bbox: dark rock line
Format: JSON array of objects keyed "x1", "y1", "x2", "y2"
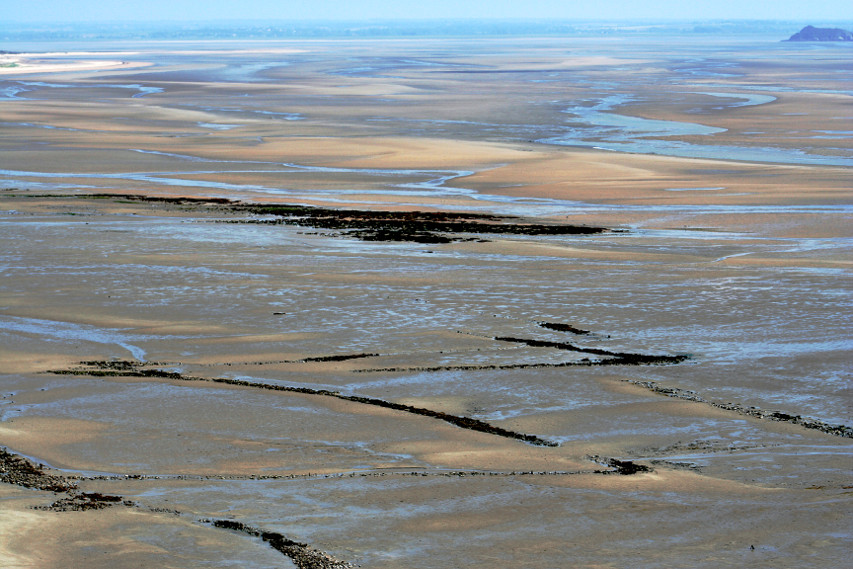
[
  {"x1": 627, "y1": 379, "x2": 852, "y2": 439},
  {"x1": 493, "y1": 336, "x2": 691, "y2": 365},
  {"x1": 588, "y1": 456, "x2": 654, "y2": 476},
  {"x1": 302, "y1": 353, "x2": 381, "y2": 363},
  {"x1": 50, "y1": 362, "x2": 559, "y2": 447},
  {"x1": 207, "y1": 352, "x2": 381, "y2": 367},
  {"x1": 355, "y1": 334, "x2": 690, "y2": 372},
  {"x1": 209, "y1": 520, "x2": 353, "y2": 569},
  {"x1": 68, "y1": 359, "x2": 849, "y2": 441},
  {"x1": 354, "y1": 359, "x2": 679, "y2": 373},
  {"x1": 84, "y1": 353, "x2": 381, "y2": 370},
  {"x1": 79, "y1": 468, "x2": 606, "y2": 482},
  {"x1": 52, "y1": 329, "x2": 691, "y2": 447},
  {"x1": 536, "y1": 321, "x2": 591, "y2": 335},
  {"x1": 86, "y1": 339, "x2": 846, "y2": 439},
  {"x1": 145, "y1": 327, "x2": 686, "y2": 371},
  {"x1": 2, "y1": 443, "x2": 649, "y2": 490}
]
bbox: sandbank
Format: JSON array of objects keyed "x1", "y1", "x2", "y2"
[{"x1": 0, "y1": 52, "x2": 152, "y2": 75}]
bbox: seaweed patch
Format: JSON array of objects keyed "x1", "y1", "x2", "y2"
[{"x1": 37, "y1": 192, "x2": 611, "y2": 243}]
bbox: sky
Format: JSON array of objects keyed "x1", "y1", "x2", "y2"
[{"x1": 10, "y1": 1, "x2": 853, "y2": 23}]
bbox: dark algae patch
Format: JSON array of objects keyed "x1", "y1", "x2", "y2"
[
  {"x1": 235, "y1": 203, "x2": 608, "y2": 243},
  {"x1": 3, "y1": 191, "x2": 610, "y2": 243}
]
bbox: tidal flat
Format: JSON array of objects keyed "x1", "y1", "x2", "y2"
[{"x1": 0, "y1": 34, "x2": 851, "y2": 568}]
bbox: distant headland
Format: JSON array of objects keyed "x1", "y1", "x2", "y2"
[{"x1": 785, "y1": 25, "x2": 853, "y2": 41}]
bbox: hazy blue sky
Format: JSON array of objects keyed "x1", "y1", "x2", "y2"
[{"x1": 11, "y1": 1, "x2": 853, "y2": 23}]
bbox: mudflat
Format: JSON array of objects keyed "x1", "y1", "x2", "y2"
[{"x1": 0, "y1": 35, "x2": 851, "y2": 568}]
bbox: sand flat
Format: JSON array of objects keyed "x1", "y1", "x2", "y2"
[{"x1": 1, "y1": 34, "x2": 851, "y2": 568}]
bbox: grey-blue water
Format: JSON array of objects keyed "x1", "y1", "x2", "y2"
[{"x1": 540, "y1": 93, "x2": 853, "y2": 167}]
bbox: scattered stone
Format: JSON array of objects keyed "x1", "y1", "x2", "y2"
[
  {"x1": 0, "y1": 447, "x2": 74, "y2": 492},
  {"x1": 38, "y1": 492, "x2": 133, "y2": 512}
]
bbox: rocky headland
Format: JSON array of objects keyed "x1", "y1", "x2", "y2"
[{"x1": 785, "y1": 25, "x2": 853, "y2": 41}]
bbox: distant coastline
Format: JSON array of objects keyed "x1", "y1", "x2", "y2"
[{"x1": 3, "y1": 19, "x2": 853, "y2": 41}]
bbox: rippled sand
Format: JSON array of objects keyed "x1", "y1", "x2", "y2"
[{"x1": 0, "y1": 35, "x2": 851, "y2": 568}]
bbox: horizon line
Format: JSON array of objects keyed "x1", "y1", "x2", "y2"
[{"x1": 4, "y1": 17, "x2": 853, "y2": 25}]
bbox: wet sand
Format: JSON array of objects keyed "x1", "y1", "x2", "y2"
[{"x1": 1, "y1": 36, "x2": 851, "y2": 567}]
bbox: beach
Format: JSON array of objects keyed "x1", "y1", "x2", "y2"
[{"x1": 0, "y1": 35, "x2": 851, "y2": 568}]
